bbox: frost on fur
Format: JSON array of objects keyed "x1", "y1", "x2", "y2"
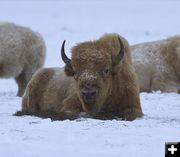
[
  {"x1": 0, "y1": 22, "x2": 46, "y2": 96},
  {"x1": 131, "y1": 36, "x2": 180, "y2": 93}
]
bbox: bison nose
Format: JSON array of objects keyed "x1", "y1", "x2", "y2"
[{"x1": 81, "y1": 88, "x2": 97, "y2": 103}]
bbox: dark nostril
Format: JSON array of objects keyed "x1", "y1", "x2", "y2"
[
  {"x1": 91, "y1": 91, "x2": 97, "y2": 96},
  {"x1": 81, "y1": 89, "x2": 97, "y2": 100}
]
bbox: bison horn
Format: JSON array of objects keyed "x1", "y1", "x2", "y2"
[
  {"x1": 112, "y1": 37, "x2": 125, "y2": 67},
  {"x1": 61, "y1": 40, "x2": 72, "y2": 67}
]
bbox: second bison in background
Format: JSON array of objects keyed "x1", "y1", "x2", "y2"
[
  {"x1": 0, "y1": 22, "x2": 46, "y2": 96},
  {"x1": 131, "y1": 36, "x2": 180, "y2": 93},
  {"x1": 19, "y1": 34, "x2": 143, "y2": 121}
]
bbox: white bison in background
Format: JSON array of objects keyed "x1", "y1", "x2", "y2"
[
  {"x1": 131, "y1": 36, "x2": 180, "y2": 93},
  {"x1": 0, "y1": 22, "x2": 46, "y2": 96}
]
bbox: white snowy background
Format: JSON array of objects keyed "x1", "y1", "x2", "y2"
[{"x1": 0, "y1": 0, "x2": 180, "y2": 157}]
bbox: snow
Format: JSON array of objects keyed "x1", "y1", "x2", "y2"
[
  {"x1": 80, "y1": 70, "x2": 98, "y2": 81},
  {"x1": 0, "y1": 0, "x2": 180, "y2": 157}
]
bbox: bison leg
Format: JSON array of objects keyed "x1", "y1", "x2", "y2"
[
  {"x1": 122, "y1": 108, "x2": 143, "y2": 121},
  {"x1": 159, "y1": 85, "x2": 180, "y2": 93},
  {"x1": 0, "y1": 63, "x2": 4, "y2": 77},
  {"x1": 120, "y1": 85, "x2": 143, "y2": 121},
  {"x1": 151, "y1": 76, "x2": 180, "y2": 93},
  {"x1": 61, "y1": 94, "x2": 83, "y2": 115},
  {"x1": 15, "y1": 71, "x2": 27, "y2": 97}
]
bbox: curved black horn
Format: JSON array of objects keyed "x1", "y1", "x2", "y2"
[
  {"x1": 112, "y1": 37, "x2": 125, "y2": 67},
  {"x1": 61, "y1": 40, "x2": 71, "y2": 67}
]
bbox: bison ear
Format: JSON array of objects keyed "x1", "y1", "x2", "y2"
[{"x1": 64, "y1": 65, "x2": 75, "y2": 76}]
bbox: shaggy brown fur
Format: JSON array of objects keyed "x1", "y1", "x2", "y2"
[
  {"x1": 18, "y1": 34, "x2": 143, "y2": 121},
  {"x1": 131, "y1": 36, "x2": 180, "y2": 93},
  {"x1": 0, "y1": 22, "x2": 46, "y2": 96}
]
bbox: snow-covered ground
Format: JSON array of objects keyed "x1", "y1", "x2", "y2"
[{"x1": 0, "y1": 0, "x2": 180, "y2": 157}]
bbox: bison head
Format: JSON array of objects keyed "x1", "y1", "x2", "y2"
[{"x1": 61, "y1": 36, "x2": 124, "y2": 116}]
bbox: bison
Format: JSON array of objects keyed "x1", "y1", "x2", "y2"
[
  {"x1": 16, "y1": 34, "x2": 143, "y2": 121},
  {"x1": 0, "y1": 22, "x2": 46, "y2": 96},
  {"x1": 131, "y1": 36, "x2": 180, "y2": 93}
]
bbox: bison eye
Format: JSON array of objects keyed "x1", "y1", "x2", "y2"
[
  {"x1": 102, "y1": 68, "x2": 110, "y2": 77},
  {"x1": 74, "y1": 71, "x2": 79, "y2": 80},
  {"x1": 74, "y1": 73, "x2": 78, "y2": 80}
]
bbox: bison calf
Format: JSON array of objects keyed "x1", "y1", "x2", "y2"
[
  {"x1": 18, "y1": 34, "x2": 143, "y2": 121},
  {"x1": 0, "y1": 22, "x2": 46, "y2": 96},
  {"x1": 131, "y1": 36, "x2": 180, "y2": 93}
]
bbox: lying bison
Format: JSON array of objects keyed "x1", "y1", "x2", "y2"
[
  {"x1": 0, "y1": 22, "x2": 46, "y2": 96},
  {"x1": 16, "y1": 34, "x2": 143, "y2": 121},
  {"x1": 131, "y1": 36, "x2": 180, "y2": 93}
]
